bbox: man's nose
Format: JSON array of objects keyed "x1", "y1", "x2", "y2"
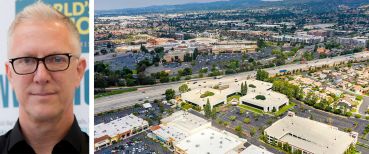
[{"x1": 33, "y1": 62, "x2": 51, "y2": 84}]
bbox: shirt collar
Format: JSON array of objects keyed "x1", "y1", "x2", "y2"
[
  {"x1": 61, "y1": 116, "x2": 83, "y2": 152},
  {"x1": 7, "y1": 116, "x2": 83, "y2": 152},
  {"x1": 8, "y1": 119, "x2": 26, "y2": 152}
]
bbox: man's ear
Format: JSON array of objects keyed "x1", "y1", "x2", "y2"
[
  {"x1": 75, "y1": 57, "x2": 87, "y2": 88},
  {"x1": 5, "y1": 62, "x2": 14, "y2": 85}
]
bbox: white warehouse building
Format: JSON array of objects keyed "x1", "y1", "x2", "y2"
[
  {"x1": 181, "y1": 79, "x2": 289, "y2": 112},
  {"x1": 264, "y1": 112, "x2": 358, "y2": 154}
]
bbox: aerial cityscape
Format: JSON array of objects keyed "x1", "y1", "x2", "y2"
[{"x1": 94, "y1": 0, "x2": 369, "y2": 153}]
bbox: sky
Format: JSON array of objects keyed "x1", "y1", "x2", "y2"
[{"x1": 95, "y1": 0, "x2": 229, "y2": 10}]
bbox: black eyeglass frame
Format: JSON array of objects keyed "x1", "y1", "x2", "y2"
[{"x1": 8, "y1": 53, "x2": 76, "y2": 75}]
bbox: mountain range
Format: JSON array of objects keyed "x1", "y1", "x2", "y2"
[{"x1": 95, "y1": 0, "x2": 369, "y2": 16}]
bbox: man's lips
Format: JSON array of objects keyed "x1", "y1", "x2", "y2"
[{"x1": 30, "y1": 92, "x2": 57, "y2": 96}]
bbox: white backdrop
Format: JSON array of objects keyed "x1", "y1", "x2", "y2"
[{"x1": 0, "y1": 0, "x2": 90, "y2": 134}]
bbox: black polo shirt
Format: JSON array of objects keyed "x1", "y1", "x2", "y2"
[{"x1": 0, "y1": 117, "x2": 89, "y2": 154}]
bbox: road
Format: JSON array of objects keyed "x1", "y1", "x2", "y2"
[
  {"x1": 360, "y1": 96, "x2": 369, "y2": 115},
  {"x1": 95, "y1": 51, "x2": 369, "y2": 114}
]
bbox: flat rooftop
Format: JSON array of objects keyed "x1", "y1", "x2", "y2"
[
  {"x1": 240, "y1": 90, "x2": 288, "y2": 109},
  {"x1": 265, "y1": 113, "x2": 357, "y2": 154},
  {"x1": 181, "y1": 79, "x2": 273, "y2": 107},
  {"x1": 181, "y1": 88, "x2": 228, "y2": 107},
  {"x1": 160, "y1": 110, "x2": 211, "y2": 134},
  {"x1": 240, "y1": 144, "x2": 273, "y2": 154},
  {"x1": 152, "y1": 125, "x2": 188, "y2": 143},
  {"x1": 175, "y1": 127, "x2": 245, "y2": 154},
  {"x1": 94, "y1": 114, "x2": 148, "y2": 139}
]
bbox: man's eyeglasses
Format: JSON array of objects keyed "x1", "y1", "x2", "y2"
[{"x1": 9, "y1": 53, "x2": 78, "y2": 75}]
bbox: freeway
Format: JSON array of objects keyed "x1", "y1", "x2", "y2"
[{"x1": 95, "y1": 51, "x2": 369, "y2": 114}]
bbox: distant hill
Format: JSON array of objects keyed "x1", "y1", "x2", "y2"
[{"x1": 95, "y1": 0, "x2": 369, "y2": 16}]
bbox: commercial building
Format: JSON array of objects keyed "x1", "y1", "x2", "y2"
[
  {"x1": 239, "y1": 80, "x2": 288, "y2": 112},
  {"x1": 240, "y1": 91, "x2": 288, "y2": 112},
  {"x1": 181, "y1": 79, "x2": 289, "y2": 112},
  {"x1": 181, "y1": 82, "x2": 241, "y2": 109},
  {"x1": 264, "y1": 112, "x2": 358, "y2": 154},
  {"x1": 240, "y1": 144, "x2": 274, "y2": 154},
  {"x1": 94, "y1": 114, "x2": 149, "y2": 151},
  {"x1": 174, "y1": 127, "x2": 246, "y2": 154},
  {"x1": 152, "y1": 111, "x2": 211, "y2": 147},
  {"x1": 151, "y1": 111, "x2": 249, "y2": 154},
  {"x1": 336, "y1": 37, "x2": 368, "y2": 48},
  {"x1": 271, "y1": 35, "x2": 324, "y2": 44}
]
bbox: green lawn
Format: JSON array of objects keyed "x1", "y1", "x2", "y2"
[
  {"x1": 200, "y1": 91, "x2": 215, "y2": 98},
  {"x1": 227, "y1": 95, "x2": 241, "y2": 102},
  {"x1": 238, "y1": 104, "x2": 264, "y2": 114},
  {"x1": 274, "y1": 103, "x2": 296, "y2": 116},
  {"x1": 181, "y1": 102, "x2": 193, "y2": 110},
  {"x1": 95, "y1": 88, "x2": 137, "y2": 98}
]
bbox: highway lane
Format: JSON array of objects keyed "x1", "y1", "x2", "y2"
[{"x1": 95, "y1": 51, "x2": 369, "y2": 114}]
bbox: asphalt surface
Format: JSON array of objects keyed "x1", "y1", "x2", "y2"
[
  {"x1": 359, "y1": 96, "x2": 369, "y2": 115},
  {"x1": 95, "y1": 132, "x2": 172, "y2": 154}
]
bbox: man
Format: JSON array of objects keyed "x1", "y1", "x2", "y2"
[{"x1": 0, "y1": 2, "x2": 88, "y2": 154}]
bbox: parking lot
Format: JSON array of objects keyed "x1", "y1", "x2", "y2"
[
  {"x1": 95, "y1": 100, "x2": 173, "y2": 126},
  {"x1": 292, "y1": 100, "x2": 369, "y2": 153},
  {"x1": 215, "y1": 105, "x2": 277, "y2": 138},
  {"x1": 145, "y1": 50, "x2": 274, "y2": 76},
  {"x1": 97, "y1": 52, "x2": 154, "y2": 71},
  {"x1": 95, "y1": 132, "x2": 172, "y2": 154}
]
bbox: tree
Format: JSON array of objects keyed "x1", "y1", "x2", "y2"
[
  {"x1": 165, "y1": 89, "x2": 176, "y2": 100},
  {"x1": 154, "y1": 47, "x2": 164, "y2": 54},
  {"x1": 257, "y1": 39, "x2": 266, "y2": 49},
  {"x1": 229, "y1": 116, "x2": 236, "y2": 121},
  {"x1": 239, "y1": 109, "x2": 245, "y2": 115},
  {"x1": 303, "y1": 52, "x2": 314, "y2": 61},
  {"x1": 179, "y1": 84, "x2": 189, "y2": 93},
  {"x1": 255, "y1": 95, "x2": 266, "y2": 100},
  {"x1": 240, "y1": 81, "x2": 248, "y2": 96},
  {"x1": 140, "y1": 44, "x2": 148, "y2": 53},
  {"x1": 345, "y1": 144, "x2": 358, "y2": 154},
  {"x1": 193, "y1": 48, "x2": 199, "y2": 61},
  {"x1": 250, "y1": 127, "x2": 257, "y2": 136},
  {"x1": 204, "y1": 99, "x2": 212, "y2": 118},
  {"x1": 95, "y1": 73, "x2": 108, "y2": 88},
  {"x1": 272, "y1": 107, "x2": 277, "y2": 112},
  {"x1": 272, "y1": 79, "x2": 303, "y2": 99},
  {"x1": 283, "y1": 143, "x2": 292, "y2": 152},
  {"x1": 256, "y1": 69, "x2": 269, "y2": 81},
  {"x1": 235, "y1": 125, "x2": 242, "y2": 136},
  {"x1": 184, "y1": 53, "x2": 192, "y2": 62},
  {"x1": 138, "y1": 73, "x2": 155, "y2": 85},
  {"x1": 211, "y1": 107, "x2": 217, "y2": 119},
  {"x1": 183, "y1": 68, "x2": 192, "y2": 76},
  {"x1": 243, "y1": 118, "x2": 251, "y2": 124},
  {"x1": 244, "y1": 81, "x2": 248, "y2": 95},
  {"x1": 95, "y1": 62, "x2": 110, "y2": 74},
  {"x1": 241, "y1": 83, "x2": 244, "y2": 95}
]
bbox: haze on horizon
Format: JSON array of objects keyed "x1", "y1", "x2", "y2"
[{"x1": 95, "y1": 0, "x2": 230, "y2": 10}]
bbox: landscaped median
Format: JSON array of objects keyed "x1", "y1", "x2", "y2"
[
  {"x1": 95, "y1": 87, "x2": 138, "y2": 98},
  {"x1": 274, "y1": 103, "x2": 296, "y2": 116},
  {"x1": 238, "y1": 104, "x2": 264, "y2": 114},
  {"x1": 238, "y1": 102, "x2": 296, "y2": 116}
]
